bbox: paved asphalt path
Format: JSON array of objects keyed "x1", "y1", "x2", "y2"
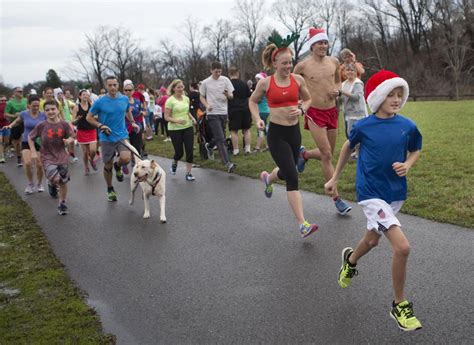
[{"x1": 2, "y1": 155, "x2": 473, "y2": 344}]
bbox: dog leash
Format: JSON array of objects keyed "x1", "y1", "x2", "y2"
[
  {"x1": 100, "y1": 127, "x2": 144, "y2": 160},
  {"x1": 118, "y1": 139, "x2": 143, "y2": 160}
]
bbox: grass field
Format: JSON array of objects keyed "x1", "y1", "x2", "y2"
[
  {"x1": 146, "y1": 100, "x2": 474, "y2": 229},
  {"x1": 0, "y1": 173, "x2": 114, "y2": 343}
]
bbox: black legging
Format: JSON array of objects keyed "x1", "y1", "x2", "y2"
[
  {"x1": 267, "y1": 122, "x2": 301, "y2": 191},
  {"x1": 129, "y1": 126, "x2": 143, "y2": 156},
  {"x1": 169, "y1": 126, "x2": 194, "y2": 163},
  {"x1": 155, "y1": 117, "x2": 169, "y2": 137}
]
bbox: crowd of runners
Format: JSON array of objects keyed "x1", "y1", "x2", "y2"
[{"x1": 0, "y1": 27, "x2": 424, "y2": 332}]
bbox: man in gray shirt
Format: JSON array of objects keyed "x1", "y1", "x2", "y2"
[{"x1": 200, "y1": 61, "x2": 236, "y2": 173}]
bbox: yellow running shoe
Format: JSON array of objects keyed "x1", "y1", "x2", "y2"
[
  {"x1": 390, "y1": 300, "x2": 423, "y2": 331},
  {"x1": 338, "y1": 247, "x2": 358, "y2": 288}
]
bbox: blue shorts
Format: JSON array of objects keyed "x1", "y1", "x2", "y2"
[{"x1": 0, "y1": 127, "x2": 11, "y2": 137}]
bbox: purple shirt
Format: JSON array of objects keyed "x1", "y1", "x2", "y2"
[{"x1": 20, "y1": 111, "x2": 46, "y2": 142}]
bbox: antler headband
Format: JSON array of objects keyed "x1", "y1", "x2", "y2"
[{"x1": 268, "y1": 32, "x2": 300, "y2": 61}]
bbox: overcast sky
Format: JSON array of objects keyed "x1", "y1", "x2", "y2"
[{"x1": 1, "y1": 0, "x2": 280, "y2": 86}]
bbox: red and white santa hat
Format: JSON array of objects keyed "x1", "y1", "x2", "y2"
[
  {"x1": 365, "y1": 70, "x2": 409, "y2": 112},
  {"x1": 308, "y1": 27, "x2": 329, "y2": 48}
]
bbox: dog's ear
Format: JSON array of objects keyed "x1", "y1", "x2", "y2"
[{"x1": 150, "y1": 160, "x2": 157, "y2": 169}]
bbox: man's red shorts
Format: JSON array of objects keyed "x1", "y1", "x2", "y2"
[{"x1": 304, "y1": 106, "x2": 338, "y2": 130}]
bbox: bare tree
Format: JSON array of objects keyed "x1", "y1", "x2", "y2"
[
  {"x1": 444, "y1": 38, "x2": 473, "y2": 99},
  {"x1": 156, "y1": 41, "x2": 186, "y2": 82},
  {"x1": 181, "y1": 17, "x2": 208, "y2": 83},
  {"x1": 72, "y1": 26, "x2": 111, "y2": 88},
  {"x1": 364, "y1": 0, "x2": 394, "y2": 63},
  {"x1": 385, "y1": 0, "x2": 431, "y2": 55},
  {"x1": 273, "y1": 0, "x2": 319, "y2": 61},
  {"x1": 105, "y1": 26, "x2": 139, "y2": 84},
  {"x1": 127, "y1": 49, "x2": 147, "y2": 83},
  {"x1": 316, "y1": 0, "x2": 339, "y2": 55},
  {"x1": 429, "y1": 0, "x2": 474, "y2": 99},
  {"x1": 335, "y1": 0, "x2": 353, "y2": 49},
  {"x1": 234, "y1": 0, "x2": 266, "y2": 66},
  {"x1": 203, "y1": 19, "x2": 233, "y2": 63}
]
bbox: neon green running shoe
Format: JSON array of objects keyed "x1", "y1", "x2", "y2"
[
  {"x1": 338, "y1": 247, "x2": 358, "y2": 288},
  {"x1": 390, "y1": 300, "x2": 423, "y2": 331},
  {"x1": 107, "y1": 190, "x2": 118, "y2": 202},
  {"x1": 114, "y1": 162, "x2": 124, "y2": 182},
  {"x1": 260, "y1": 171, "x2": 273, "y2": 198}
]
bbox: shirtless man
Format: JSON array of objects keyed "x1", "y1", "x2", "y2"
[{"x1": 294, "y1": 28, "x2": 351, "y2": 215}]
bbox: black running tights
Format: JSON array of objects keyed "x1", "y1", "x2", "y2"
[{"x1": 266, "y1": 122, "x2": 301, "y2": 191}]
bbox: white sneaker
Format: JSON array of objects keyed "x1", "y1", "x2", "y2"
[
  {"x1": 37, "y1": 184, "x2": 44, "y2": 192},
  {"x1": 24, "y1": 183, "x2": 35, "y2": 195}
]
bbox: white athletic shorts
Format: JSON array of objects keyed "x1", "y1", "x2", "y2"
[{"x1": 358, "y1": 198, "x2": 404, "y2": 235}]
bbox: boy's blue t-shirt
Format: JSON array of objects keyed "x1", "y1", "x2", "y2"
[
  {"x1": 349, "y1": 114, "x2": 422, "y2": 203},
  {"x1": 89, "y1": 94, "x2": 130, "y2": 142}
]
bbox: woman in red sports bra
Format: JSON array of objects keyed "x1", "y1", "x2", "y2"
[{"x1": 249, "y1": 34, "x2": 319, "y2": 239}]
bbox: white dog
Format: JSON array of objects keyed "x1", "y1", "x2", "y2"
[{"x1": 123, "y1": 141, "x2": 167, "y2": 222}]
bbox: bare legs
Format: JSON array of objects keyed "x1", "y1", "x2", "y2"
[
  {"x1": 22, "y1": 149, "x2": 43, "y2": 185},
  {"x1": 348, "y1": 226, "x2": 410, "y2": 304},
  {"x1": 266, "y1": 167, "x2": 305, "y2": 225},
  {"x1": 306, "y1": 121, "x2": 338, "y2": 197},
  {"x1": 230, "y1": 129, "x2": 251, "y2": 154}
]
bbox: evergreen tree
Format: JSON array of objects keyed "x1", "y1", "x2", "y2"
[{"x1": 45, "y1": 69, "x2": 62, "y2": 88}]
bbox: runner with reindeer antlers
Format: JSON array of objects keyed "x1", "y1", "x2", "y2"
[{"x1": 249, "y1": 32, "x2": 318, "y2": 238}]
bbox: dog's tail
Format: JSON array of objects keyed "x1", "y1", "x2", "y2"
[{"x1": 120, "y1": 139, "x2": 142, "y2": 161}]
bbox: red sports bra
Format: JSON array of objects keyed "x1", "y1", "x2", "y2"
[{"x1": 266, "y1": 74, "x2": 299, "y2": 108}]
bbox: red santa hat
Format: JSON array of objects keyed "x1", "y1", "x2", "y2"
[
  {"x1": 365, "y1": 70, "x2": 409, "y2": 112},
  {"x1": 307, "y1": 27, "x2": 329, "y2": 48}
]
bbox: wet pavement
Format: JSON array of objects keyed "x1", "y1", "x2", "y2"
[{"x1": 2, "y1": 155, "x2": 473, "y2": 344}]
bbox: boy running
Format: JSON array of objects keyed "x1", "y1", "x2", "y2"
[
  {"x1": 325, "y1": 70, "x2": 423, "y2": 331},
  {"x1": 28, "y1": 100, "x2": 75, "y2": 215}
]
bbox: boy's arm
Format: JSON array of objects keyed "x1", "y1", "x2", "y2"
[
  {"x1": 63, "y1": 124, "x2": 76, "y2": 144},
  {"x1": 324, "y1": 140, "x2": 352, "y2": 195},
  {"x1": 393, "y1": 150, "x2": 421, "y2": 177}
]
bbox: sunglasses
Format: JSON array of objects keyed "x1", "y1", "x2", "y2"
[
  {"x1": 16, "y1": 90, "x2": 23, "y2": 93},
  {"x1": 124, "y1": 89, "x2": 134, "y2": 92},
  {"x1": 0, "y1": 99, "x2": 7, "y2": 102}
]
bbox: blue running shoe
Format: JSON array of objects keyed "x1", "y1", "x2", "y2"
[
  {"x1": 335, "y1": 198, "x2": 352, "y2": 215},
  {"x1": 296, "y1": 146, "x2": 307, "y2": 173}
]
